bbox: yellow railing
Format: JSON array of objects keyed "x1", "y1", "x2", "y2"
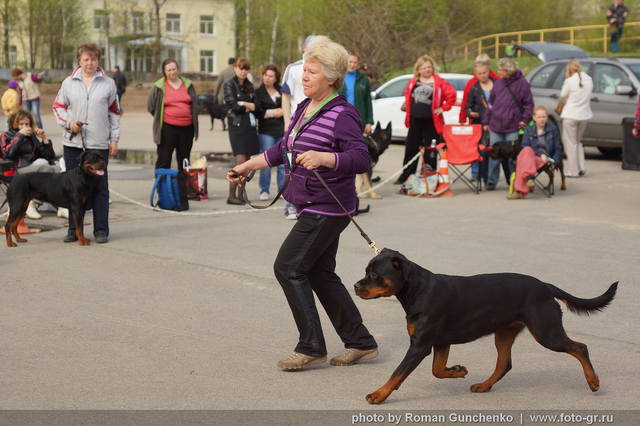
[{"x1": 454, "y1": 22, "x2": 640, "y2": 60}]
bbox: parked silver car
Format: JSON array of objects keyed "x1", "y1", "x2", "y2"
[{"x1": 524, "y1": 43, "x2": 639, "y2": 154}]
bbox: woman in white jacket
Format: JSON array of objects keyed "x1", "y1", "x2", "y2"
[{"x1": 559, "y1": 60, "x2": 593, "y2": 177}]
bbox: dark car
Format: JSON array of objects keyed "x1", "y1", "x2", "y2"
[{"x1": 524, "y1": 43, "x2": 639, "y2": 154}]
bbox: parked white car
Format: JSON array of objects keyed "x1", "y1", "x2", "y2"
[{"x1": 371, "y1": 73, "x2": 473, "y2": 140}]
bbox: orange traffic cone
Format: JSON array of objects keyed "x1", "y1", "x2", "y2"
[
  {"x1": 431, "y1": 150, "x2": 454, "y2": 197},
  {"x1": 1, "y1": 218, "x2": 37, "y2": 235}
]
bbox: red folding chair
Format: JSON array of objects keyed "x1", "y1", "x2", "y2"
[{"x1": 439, "y1": 124, "x2": 487, "y2": 194}]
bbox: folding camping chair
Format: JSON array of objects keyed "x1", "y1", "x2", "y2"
[
  {"x1": 532, "y1": 161, "x2": 557, "y2": 198},
  {"x1": 438, "y1": 124, "x2": 487, "y2": 194},
  {"x1": 0, "y1": 159, "x2": 16, "y2": 211}
]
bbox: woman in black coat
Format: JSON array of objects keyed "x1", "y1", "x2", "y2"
[{"x1": 223, "y1": 57, "x2": 260, "y2": 204}]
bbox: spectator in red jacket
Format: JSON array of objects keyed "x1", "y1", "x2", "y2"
[
  {"x1": 459, "y1": 54, "x2": 500, "y2": 124},
  {"x1": 395, "y1": 55, "x2": 456, "y2": 184}
]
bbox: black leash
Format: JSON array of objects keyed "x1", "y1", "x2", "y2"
[{"x1": 233, "y1": 168, "x2": 381, "y2": 256}]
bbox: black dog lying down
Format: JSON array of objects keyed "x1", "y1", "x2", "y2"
[
  {"x1": 488, "y1": 140, "x2": 566, "y2": 191},
  {"x1": 355, "y1": 248, "x2": 617, "y2": 404},
  {"x1": 4, "y1": 151, "x2": 105, "y2": 247}
]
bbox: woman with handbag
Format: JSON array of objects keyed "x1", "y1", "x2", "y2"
[
  {"x1": 394, "y1": 55, "x2": 456, "y2": 184},
  {"x1": 148, "y1": 58, "x2": 199, "y2": 172},
  {"x1": 558, "y1": 59, "x2": 593, "y2": 177},
  {"x1": 223, "y1": 58, "x2": 260, "y2": 205},
  {"x1": 482, "y1": 57, "x2": 534, "y2": 190}
]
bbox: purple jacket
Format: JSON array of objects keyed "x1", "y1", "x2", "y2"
[
  {"x1": 483, "y1": 70, "x2": 533, "y2": 134},
  {"x1": 264, "y1": 95, "x2": 370, "y2": 216}
]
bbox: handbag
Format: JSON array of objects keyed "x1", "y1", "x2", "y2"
[
  {"x1": 150, "y1": 168, "x2": 189, "y2": 211},
  {"x1": 554, "y1": 100, "x2": 565, "y2": 115},
  {"x1": 403, "y1": 150, "x2": 438, "y2": 196}
]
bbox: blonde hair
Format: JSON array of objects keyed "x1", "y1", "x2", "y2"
[
  {"x1": 475, "y1": 53, "x2": 491, "y2": 66},
  {"x1": 533, "y1": 105, "x2": 548, "y2": 116},
  {"x1": 567, "y1": 59, "x2": 583, "y2": 88},
  {"x1": 303, "y1": 36, "x2": 348, "y2": 90},
  {"x1": 413, "y1": 55, "x2": 437, "y2": 78},
  {"x1": 497, "y1": 57, "x2": 517, "y2": 75}
]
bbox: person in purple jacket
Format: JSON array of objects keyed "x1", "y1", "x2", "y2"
[
  {"x1": 483, "y1": 57, "x2": 534, "y2": 190},
  {"x1": 227, "y1": 36, "x2": 378, "y2": 371}
]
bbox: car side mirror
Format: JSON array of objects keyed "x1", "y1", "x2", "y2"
[
  {"x1": 371, "y1": 91, "x2": 377, "y2": 100},
  {"x1": 615, "y1": 84, "x2": 635, "y2": 96}
]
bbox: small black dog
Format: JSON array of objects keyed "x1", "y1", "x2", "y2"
[
  {"x1": 488, "y1": 140, "x2": 566, "y2": 191},
  {"x1": 4, "y1": 151, "x2": 105, "y2": 247},
  {"x1": 355, "y1": 248, "x2": 617, "y2": 404},
  {"x1": 199, "y1": 94, "x2": 228, "y2": 131},
  {"x1": 356, "y1": 122, "x2": 392, "y2": 200}
]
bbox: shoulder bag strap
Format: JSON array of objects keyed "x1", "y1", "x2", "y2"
[
  {"x1": 505, "y1": 81, "x2": 524, "y2": 113},
  {"x1": 150, "y1": 174, "x2": 162, "y2": 207}
]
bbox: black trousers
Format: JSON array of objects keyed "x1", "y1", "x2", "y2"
[
  {"x1": 156, "y1": 123, "x2": 194, "y2": 171},
  {"x1": 399, "y1": 117, "x2": 439, "y2": 182},
  {"x1": 274, "y1": 213, "x2": 378, "y2": 357}
]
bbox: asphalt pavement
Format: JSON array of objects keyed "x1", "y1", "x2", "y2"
[{"x1": 1, "y1": 113, "x2": 639, "y2": 423}]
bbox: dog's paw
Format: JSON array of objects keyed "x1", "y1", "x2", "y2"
[
  {"x1": 448, "y1": 365, "x2": 468, "y2": 377},
  {"x1": 7, "y1": 241, "x2": 17, "y2": 248},
  {"x1": 470, "y1": 382, "x2": 492, "y2": 393},
  {"x1": 365, "y1": 390, "x2": 389, "y2": 404},
  {"x1": 79, "y1": 239, "x2": 91, "y2": 246},
  {"x1": 15, "y1": 237, "x2": 27, "y2": 243},
  {"x1": 588, "y1": 375, "x2": 600, "y2": 392}
]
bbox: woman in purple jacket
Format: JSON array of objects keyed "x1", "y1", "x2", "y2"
[
  {"x1": 483, "y1": 58, "x2": 534, "y2": 190},
  {"x1": 227, "y1": 37, "x2": 378, "y2": 371}
]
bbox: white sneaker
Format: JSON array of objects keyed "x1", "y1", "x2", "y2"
[
  {"x1": 259, "y1": 192, "x2": 270, "y2": 201},
  {"x1": 57, "y1": 208, "x2": 69, "y2": 219},
  {"x1": 286, "y1": 212, "x2": 297, "y2": 220},
  {"x1": 26, "y1": 200, "x2": 42, "y2": 219}
]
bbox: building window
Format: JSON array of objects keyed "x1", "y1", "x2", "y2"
[
  {"x1": 200, "y1": 15, "x2": 214, "y2": 35},
  {"x1": 94, "y1": 9, "x2": 109, "y2": 32},
  {"x1": 166, "y1": 13, "x2": 180, "y2": 34},
  {"x1": 9, "y1": 45, "x2": 17, "y2": 67},
  {"x1": 166, "y1": 48, "x2": 178, "y2": 59},
  {"x1": 200, "y1": 50, "x2": 215, "y2": 73},
  {"x1": 132, "y1": 11, "x2": 145, "y2": 33}
]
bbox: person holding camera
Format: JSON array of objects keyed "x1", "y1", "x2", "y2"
[{"x1": 1, "y1": 110, "x2": 59, "y2": 218}]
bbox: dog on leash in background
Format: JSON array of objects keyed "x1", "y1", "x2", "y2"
[
  {"x1": 356, "y1": 122, "x2": 392, "y2": 200},
  {"x1": 199, "y1": 94, "x2": 228, "y2": 131},
  {"x1": 356, "y1": 248, "x2": 617, "y2": 404},
  {"x1": 488, "y1": 140, "x2": 566, "y2": 191}
]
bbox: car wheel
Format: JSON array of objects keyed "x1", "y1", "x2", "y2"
[{"x1": 597, "y1": 147, "x2": 622, "y2": 158}]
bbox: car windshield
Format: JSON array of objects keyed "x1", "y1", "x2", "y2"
[
  {"x1": 445, "y1": 77, "x2": 471, "y2": 91},
  {"x1": 625, "y1": 63, "x2": 640, "y2": 82}
]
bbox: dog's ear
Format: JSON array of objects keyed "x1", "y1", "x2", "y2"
[
  {"x1": 374, "y1": 122, "x2": 381, "y2": 132},
  {"x1": 78, "y1": 150, "x2": 88, "y2": 166},
  {"x1": 391, "y1": 253, "x2": 413, "y2": 283},
  {"x1": 385, "y1": 122, "x2": 392, "y2": 133}
]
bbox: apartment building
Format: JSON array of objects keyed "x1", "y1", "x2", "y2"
[{"x1": 4, "y1": 0, "x2": 235, "y2": 75}]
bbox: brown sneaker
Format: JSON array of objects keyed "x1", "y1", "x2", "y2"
[
  {"x1": 277, "y1": 352, "x2": 326, "y2": 370},
  {"x1": 330, "y1": 348, "x2": 379, "y2": 366}
]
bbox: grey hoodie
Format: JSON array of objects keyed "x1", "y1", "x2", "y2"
[{"x1": 52, "y1": 66, "x2": 121, "y2": 149}]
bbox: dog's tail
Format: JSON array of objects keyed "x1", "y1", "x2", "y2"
[{"x1": 550, "y1": 282, "x2": 618, "y2": 315}]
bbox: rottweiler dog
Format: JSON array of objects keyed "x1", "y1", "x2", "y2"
[
  {"x1": 4, "y1": 151, "x2": 105, "y2": 247},
  {"x1": 355, "y1": 248, "x2": 618, "y2": 404},
  {"x1": 488, "y1": 140, "x2": 566, "y2": 191}
]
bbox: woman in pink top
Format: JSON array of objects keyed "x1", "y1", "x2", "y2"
[{"x1": 147, "y1": 58, "x2": 199, "y2": 171}]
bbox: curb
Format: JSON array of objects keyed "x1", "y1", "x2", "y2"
[{"x1": 116, "y1": 149, "x2": 234, "y2": 165}]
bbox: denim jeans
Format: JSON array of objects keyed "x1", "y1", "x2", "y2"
[
  {"x1": 258, "y1": 133, "x2": 284, "y2": 194},
  {"x1": 487, "y1": 131, "x2": 518, "y2": 186},
  {"x1": 63, "y1": 146, "x2": 110, "y2": 236},
  {"x1": 25, "y1": 99, "x2": 43, "y2": 128}
]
